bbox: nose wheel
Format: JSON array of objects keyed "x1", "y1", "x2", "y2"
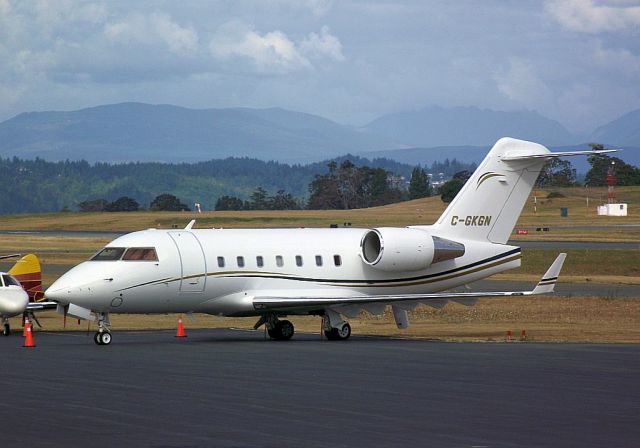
[
  {"x1": 93, "y1": 312, "x2": 112, "y2": 345},
  {"x1": 94, "y1": 331, "x2": 112, "y2": 345},
  {"x1": 2, "y1": 320, "x2": 10, "y2": 336}
]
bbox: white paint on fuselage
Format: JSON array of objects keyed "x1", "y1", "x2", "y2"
[
  {"x1": 46, "y1": 226, "x2": 520, "y2": 316},
  {"x1": 0, "y1": 285, "x2": 29, "y2": 318}
]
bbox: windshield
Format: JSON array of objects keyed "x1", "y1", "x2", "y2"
[
  {"x1": 90, "y1": 247, "x2": 126, "y2": 261},
  {"x1": 123, "y1": 248, "x2": 158, "y2": 261},
  {"x1": 1, "y1": 274, "x2": 21, "y2": 287}
]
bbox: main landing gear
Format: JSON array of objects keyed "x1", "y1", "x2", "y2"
[
  {"x1": 323, "y1": 309, "x2": 352, "y2": 341},
  {"x1": 94, "y1": 312, "x2": 112, "y2": 345},
  {"x1": 253, "y1": 310, "x2": 353, "y2": 341},
  {"x1": 254, "y1": 314, "x2": 295, "y2": 340}
]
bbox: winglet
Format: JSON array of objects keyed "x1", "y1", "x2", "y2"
[
  {"x1": 185, "y1": 219, "x2": 196, "y2": 230},
  {"x1": 532, "y1": 253, "x2": 567, "y2": 294}
]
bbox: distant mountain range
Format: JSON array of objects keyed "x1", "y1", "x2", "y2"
[
  {"x1": 589, "y1": 109, "x2": 640, "y2": 147},
  {"x1": 0, "y1": 102, "x2": 638, "y2": 167},
  {"x1": 0, "y1": 103, "x2": 398, "y2": 163},
  {"x1": 362, "y1": 106, "x2": 576, "y2": 147}
]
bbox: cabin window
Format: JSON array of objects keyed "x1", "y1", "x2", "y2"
[
  {"x1": 1, "y1": 274, "x2": 20, "y2": 287},
  {"x1": 333, "y1": 255, "x2": 342, "y2": 266},
  {"x1": 276, "y1": 255, "x2": 284, "y2": 267},
  {"x1": 237, "y1": 256, "x2": 245, "y2": 268},
  {"x1": 295, "y1": 255, "x2": 303, "y2": 267},
  {"x1": 217, "y1": 256, "x2": 225, "y2": 268},
  {"x1": 91, "y1": 247, "x2": 126, "y2": 261},
  {"x1": 315, "y1": 255, "x2": 323, "y2": 266},
  {"x1": 256, "y1": 256, "x2": 264, "y2": 268},
  {"x1": 123, "y1": 247, "x2": 158, "y2": 261}
]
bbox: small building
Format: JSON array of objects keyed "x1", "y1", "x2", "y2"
[{"x1": 597, "y1": 203, "x2": 628, "y2": 216}]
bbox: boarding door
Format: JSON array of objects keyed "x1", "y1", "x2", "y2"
[{"x1": 168, "y1": 231, "x2": 206, "y2": 292}]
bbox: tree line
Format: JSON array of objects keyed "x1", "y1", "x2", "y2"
[{"x1": 0, "y1": 154, "x2": 476, "y2": 213}]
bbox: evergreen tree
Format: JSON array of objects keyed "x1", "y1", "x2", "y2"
[
  {"x1": 249, "y1": 187, "x2": 269, "y2": 210},
  {"x1": 268, "y1": 190, "x2": 300, "y2": 210},
  {"x1": 536, "y1": 159, "x2": 577, "y2": 188},
  {"x1": 215, "y1": 196, "x2": 245, "y2": 211},
  {"x1": 585, "y1": 146, "x2": 640, "y2": 186},
  {"x1": 150, "y1": 193, "x2": 190, "y2": 211},
  {"x1": 408, "y1": 167, "x2": 431, "y2": 199},
  {"x1": 439, "y1": 178, "x2": 465, "y2": 203},
  {"x1": 78, "y1": 198, "x2": 109, "y2": 212},
  {"x1": 105, "y1": 196, "x2": 139, "y2": 212}
]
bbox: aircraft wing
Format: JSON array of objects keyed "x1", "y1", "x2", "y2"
[
  {"x1": 253, "y1": 253, "x2": 566, "y2": 312},
  {"x1": 26, "y1": 300, "x2": 58, "y2": 311}
]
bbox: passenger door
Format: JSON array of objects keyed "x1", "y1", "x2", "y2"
[{"x1": 168, "y1": 231, "x2": 206, "y2": 292}]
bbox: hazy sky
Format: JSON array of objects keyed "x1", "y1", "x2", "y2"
[{"x1": 1, "y1": 0, "x2": 639, "y2": 133}]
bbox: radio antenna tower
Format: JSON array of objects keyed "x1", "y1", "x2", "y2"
[{"x1": 606, "y1": 161, "x2": 616, "y2": 204}]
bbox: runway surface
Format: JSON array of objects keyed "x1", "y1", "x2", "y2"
[{"x1": 1, "y1": 329, "x2": 638, "y2": 447}]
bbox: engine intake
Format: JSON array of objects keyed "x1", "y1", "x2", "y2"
[{"x1": 360, "y1": 228, "x2": 465, "y2": 272}]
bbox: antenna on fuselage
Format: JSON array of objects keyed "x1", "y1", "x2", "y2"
[{"x1": 184, "y1": 220, "x2": 196, "y2": 230}]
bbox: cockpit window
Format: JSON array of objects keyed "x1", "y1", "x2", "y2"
[
  {"x1": 123, "y1": 247, "x2": 158, "y2": 261},
  {"x1": 90, "y1": 247, "x2": 126, "y2": 261},
  {"x1": 2, "y1": 274, "x2": 21, "y2": 287}
]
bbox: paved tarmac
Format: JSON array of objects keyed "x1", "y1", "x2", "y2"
[{"x1": 1, "y1": 329, "x2": 638, "y2": 448}]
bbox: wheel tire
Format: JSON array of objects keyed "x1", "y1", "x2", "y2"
[
  {"x1": 94, "y1": 332, "x2": 102, "y2": 345},
  {"x1": 99, "y1": 332, "x2": 112, "y2": 345},
  {"x1": 324, "y1": 329, "x2": 338, "y2": 340},
  {"x1": 325, "y1": 323, "x2": 351, "y2": 341},
  {"x1": 3, "y1": 323, "x2": 10, "y2": 336},
  {"x1": 336, "y1": 322, "x2": 351, "y2": 340},
  {"x1": 267, "y1": 328, "x2": 278, "y2": 339},
  {"x1": 273, "y1": 320, "x2": 294, "y2": 340}
]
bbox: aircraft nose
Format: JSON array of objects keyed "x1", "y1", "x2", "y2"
[
  {"x1": 45, "y1": 262, "x2": 111, "y2": 306},
  {"x1": 0, "y1": 289, "x2": 29, "y2": 316}
]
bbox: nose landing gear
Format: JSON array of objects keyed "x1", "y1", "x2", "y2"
[
  {"x1": 2, "y1": 317, "x2": 10, "y2": 336},
  {"x1": 94, "y1": 312, "x2": 112, "y2": 345}
]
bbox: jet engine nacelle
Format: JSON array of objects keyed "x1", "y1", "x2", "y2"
[{"x1": 360, "y1": 227, "x2": 465, "y2": 272}]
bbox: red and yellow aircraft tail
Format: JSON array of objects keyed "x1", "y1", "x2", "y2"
[{"x1": 8, "y1": 254, "x2": 44, "y2": 302}]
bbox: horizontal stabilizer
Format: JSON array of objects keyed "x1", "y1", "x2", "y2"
[{"x1": 501, "y1": 149, "x2": 616, "y2": 161}]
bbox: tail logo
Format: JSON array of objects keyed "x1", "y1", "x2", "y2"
[{"x1": 476, "y1": 172, "x2": 505, "y2": 190}]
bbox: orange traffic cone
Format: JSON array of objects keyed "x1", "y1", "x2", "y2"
[
  {"x1": 520, "y1": 329, "x2": 527, "y2": 341},
  {"x1": 23, "y1": 318, "x2": 29, "y2": 337},
  {"x1": 23, "y1": 320, "x2": 35, "y2": 348},
  {"x1": 175, "y1": 316, "x2": 187, "y2": 338},
  {"x1": 506, "y1": 330, "x2": 513, "y2": 342}
]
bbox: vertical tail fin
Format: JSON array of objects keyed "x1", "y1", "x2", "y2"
[
  {"x1": 432, "y1": 138, "x2": 549, "y2": 244},
  {"x1": 8, "y1": 254, "x2": 43, "y2": 302}
]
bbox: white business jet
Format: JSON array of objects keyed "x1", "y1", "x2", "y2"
[{"x1": 45, "y1": 138, "x2": 613, "y2": 345}]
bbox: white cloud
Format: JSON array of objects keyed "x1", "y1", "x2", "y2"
[
  {"x1": 301, "y1": 26, "x2": 344, "y2": 60},
  {"x1": 494, "y1": 59, "x2": 553, "y2": 106},
  {"x1": 210, "y1": 22, "x2": 344, "y2": 73},
  {"x1": 545, "y1": 0, "x2": 640, "y2": 33},
  {"x1": 210, "y1": 22, "x2": 310, "y2": 72},
  {"x1": 105, "y1": 12, "x2": 199, "y2": 56},
  {"x1": 0, "y1": 0, "x2": 11, "y2": 17},
  {"x1": 593, "y1": 42, "x2": 640, "y2": 75}
]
